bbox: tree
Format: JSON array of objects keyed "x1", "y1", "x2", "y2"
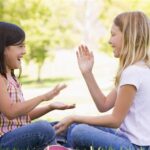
[
  {"x1": 98, "y1": 0, "x2": 150, "y2": 53},
  {"x1": 0, "y1": 0, "x2": 80, "y2": 81}
]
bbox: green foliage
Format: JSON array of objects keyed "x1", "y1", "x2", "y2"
[
  {"x1": 0, "y1": 0, "x2": 81, "y2": 81},
  {"x1": 2, "y1": 0, "x2": 150, "y2": 77},
  {"x1": 98, "y1": 0, "x2": 150, "y2": 53},
  {"x1": 19, "y1": 75, "x2": 72, "y2": 88}
]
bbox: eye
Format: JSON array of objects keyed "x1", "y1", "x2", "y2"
[
  {"x1": 18, "y1": 44, "x2": 25, "y2": 48},
  {"x1": 111, "y1": 31, "x2": 116, "y2": 36},
  {"x1": 111, "y1": 33, "x2": 115, "y2": 36}
]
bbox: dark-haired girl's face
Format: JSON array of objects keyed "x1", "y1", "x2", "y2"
[{"x1": 4, "y1": 43, "x2": 26, "y2": 73}]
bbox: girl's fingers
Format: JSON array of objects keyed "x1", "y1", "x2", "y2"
[
  {"x1": 51, "y1": 84, "x2": 67, "y2": 96},
  {"x1": 69, "y1": 103, "x2": 76, "y2": 107},
  {"x1": 54, "y1": 123, "x2": 61, "y2": 129},
  {"x1": 54, "y1": 123, "x2": 65, "y2": 134},
  {"x1": 81, "y1": 45, "x2": 85, "y2": 55},
  {"x1": 55, "y1": 84, "x2": 67, "y2": 92},
  {"x1": 56, "y1": 127, "x2": 63, "y2": 135},
  {"x1": 58, "y1": 84, "x2": 67, "y2": 91},
  {"x1": 91, "y1": 51, "x2": 94, "y2": 58},
  {"x1": 78, "y1": 45, "x2": 82, "y2": 56},
  {"x1": 76, "y1": 50, "x2": 79, "y2": 59},
  {"x1": 85, "y1": 46, "x2": 89, "y2": 54},
  {"x1": 79, "y1": 45, "x2": 91, "y2": 56},
  {"x1": 66, "y1": 104, "x2": 76, "y2": 109}
]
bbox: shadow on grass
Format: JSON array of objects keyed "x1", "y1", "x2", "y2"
[{"x1": 19, "y1": 75, "x2": 73, "y2": 88}]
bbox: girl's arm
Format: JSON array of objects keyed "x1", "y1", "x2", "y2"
[
  {"x1": 55, "y1": 84, "x2": 136, "y2": 134},
  {"x1": 82, "y1": 72, "x2": 117, "y2": 112},
  {"x1": 77, "y1": 45, "x2": 117, "y2": 112},
  {"x1": 0, "y1": 76, "x2": 66, "y2": 119},
  {"x1": 29, "y1": 102, "x2": 75, "y2": 120}
]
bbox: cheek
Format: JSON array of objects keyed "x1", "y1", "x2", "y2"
[
  {"x1": 115, "y1": 36, "x2": 122, "y2": 49},
  {"x1": 118, "y1": 35, "x2": 123, "y2": 47},
  {"x1": 5, "y1": 53, "x2": 16, "y2": 66},
  {"x1": 111, "y1": 36, "x2": 118, "y2": 45}
]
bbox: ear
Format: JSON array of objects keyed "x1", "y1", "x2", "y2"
[{"x1": 4, "y1": 47, "x2": 10, "y2": 57}]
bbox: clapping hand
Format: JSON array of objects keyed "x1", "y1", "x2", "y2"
[
  {"x1": 76, "y1": 45, "x2": 94, "y2": 74},
  {"x1": 44, "y1": 84, "x2": 67, "y2": 101}
]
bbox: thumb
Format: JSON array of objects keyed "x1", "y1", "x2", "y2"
[{"x1": 54, "y1": 122, "x2": 61, "y2": 130}]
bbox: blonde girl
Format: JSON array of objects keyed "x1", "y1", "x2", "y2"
[{"x1": 55, "y1": 11, "x2": 150, "y2": 150}]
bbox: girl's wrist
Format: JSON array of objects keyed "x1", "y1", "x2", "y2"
[
  {"x1": 41, "y1": 94, "x2": 48, "y2": 102},
  {"x1": 48, "y1": 104, "x2": 55, "y2": 111},
  {"x1": 70, "y1": 115, "x2": 77, "y2": 123},
  {"x1": 82, "y1": 71, "x2": 93, "y2": 78}
]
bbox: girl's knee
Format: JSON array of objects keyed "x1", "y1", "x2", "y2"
[
  {"x1": 34, "y1": 120, "x2": 55, "y2": 137},
  {"x1": 70, "y1": 124, "x2": 90, "y2": 148},
  {"x1": 71, "y1": 124, "x2": 89, "y2": 140}
]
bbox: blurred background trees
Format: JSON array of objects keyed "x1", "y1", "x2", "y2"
[{"x1": 0, "y1": 0, "x2": 150, "y2": 81}]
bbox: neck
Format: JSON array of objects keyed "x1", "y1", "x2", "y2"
[{"x1": 6, "y1": 66, "x2": 12, "y2": 77}]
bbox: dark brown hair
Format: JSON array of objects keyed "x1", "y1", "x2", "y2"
[{"x1": 0, "y1": 22, "x2": 25, "y2": 78}]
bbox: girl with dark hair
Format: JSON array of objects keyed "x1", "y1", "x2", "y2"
[{"x1": 0, "y1": 22, "x2": 75, "y2": 150}]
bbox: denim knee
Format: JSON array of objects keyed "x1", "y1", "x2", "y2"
[
  {"x1": 71, "y1": 124, "x2": 89, "y2": 146},
  {"x1": 0, "y1": 120, "x2": 56, "y2": 150},
  {"x1": 32, "y1": 120, "x2": 56, "y2": 149},
  {"x1": 34, "y1": 120, "x2": 56, "y2": 139}
]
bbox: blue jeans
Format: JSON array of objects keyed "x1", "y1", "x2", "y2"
[
  {"x1": 0, "y1": 120, "x2": 56, "y2": 150},
  {"x1": 70, "y1": 124, "x2": 134, "y2": 150},
  {"x1": 54, "y1": 123, "x2": 150, "y2": 150}
]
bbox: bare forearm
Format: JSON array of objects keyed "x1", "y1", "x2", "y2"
[
  {"x1": 9, "y1": 95, "x2": 46, "y2": 119},
  {"x1": 72, "y1": 114, "x2": 119, "y2": 128},
  {"x1": 29, "y1": 105, "x2": 54, "y2": 120},
  {"x1": 82, "y1": 72, "x2": 106, "y2": 111}
]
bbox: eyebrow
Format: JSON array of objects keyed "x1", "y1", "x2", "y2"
[{"x1": 19, "y1": 42, "x2": 26, "y2": 45}]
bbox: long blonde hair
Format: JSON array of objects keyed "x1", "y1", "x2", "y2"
[{"x1": 114, "y1": 11, "x2": 150, "y2": 87}]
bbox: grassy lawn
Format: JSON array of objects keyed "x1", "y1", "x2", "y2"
[{"x1": 19, "y1": 75, "x2": 73, "y2": 88}]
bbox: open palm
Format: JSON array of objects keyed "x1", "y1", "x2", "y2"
[
  {"x1": 76, "y1": 45, "x2": 94, "y2": 74},
  {"x1": 50, "y1": 102, "x2": 75, "y2": 110}
]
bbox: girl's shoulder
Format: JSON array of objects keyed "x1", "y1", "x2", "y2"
[
  {"x1": 7, "y1": 76, "x2": 21, "y2": 88},
  {"x1": 122, "y1": 65, "x2": 140, "y2": 77},
  {"x1": 124, "y1": 62, "x2": 149, "y2": 75},
  {"x1": 121, "y1": 63, "x2": 150, "y2": 84},
  {"x1": 0, "y1": 74, "x2": 7, "y2": 85}
]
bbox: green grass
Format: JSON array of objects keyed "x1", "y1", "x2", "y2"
[{"x1": 19, "y1": 75, "x2": 73, "y2": 88}]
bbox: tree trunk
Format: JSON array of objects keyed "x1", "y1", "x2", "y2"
[{"x1": 37, "y1": 63, "x2": 42, "y2": 83}]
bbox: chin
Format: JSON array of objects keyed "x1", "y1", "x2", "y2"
[
  {"x1": 114, "y1": 54, "x2": 120, "y2": 58},
  {"x1": 13, "y1": 65, "x2": 21, "y2": 69},
  {"x1": 113, "y1": 52, "x2": 119, "y2": 58},
  {"x1": 113, "y1": 51, "x2": 120, "y2": 58}
]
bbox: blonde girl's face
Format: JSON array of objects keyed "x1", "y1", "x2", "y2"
[
  {"x1": 4, "y1": 43, "x2": 26, "y2": 72},
  {"x1": 109, "y1": 24, "x2": 123, "y2": 58}
]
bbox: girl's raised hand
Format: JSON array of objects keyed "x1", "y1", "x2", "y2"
[
  {"x1": 49, "y1": 102, "x2": 75, "y2": 110},
  {"x1": 44, "y1": 84, "x2": 67, "y2": 101},
  {"x1": 76, "y1": 45, "x2": 94, "y2": 74}
]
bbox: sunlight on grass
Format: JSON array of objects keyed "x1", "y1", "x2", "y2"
[{"x1": 19, "y1": 75, "x2": 73, "y2": 88}]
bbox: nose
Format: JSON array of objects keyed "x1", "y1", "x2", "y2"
[
  {"x1": 108, "y1": 37, "x2": 112, "y2": 45},
  {"x1": 108, "y1": 38, "x2": 112, "y2": 45}
]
